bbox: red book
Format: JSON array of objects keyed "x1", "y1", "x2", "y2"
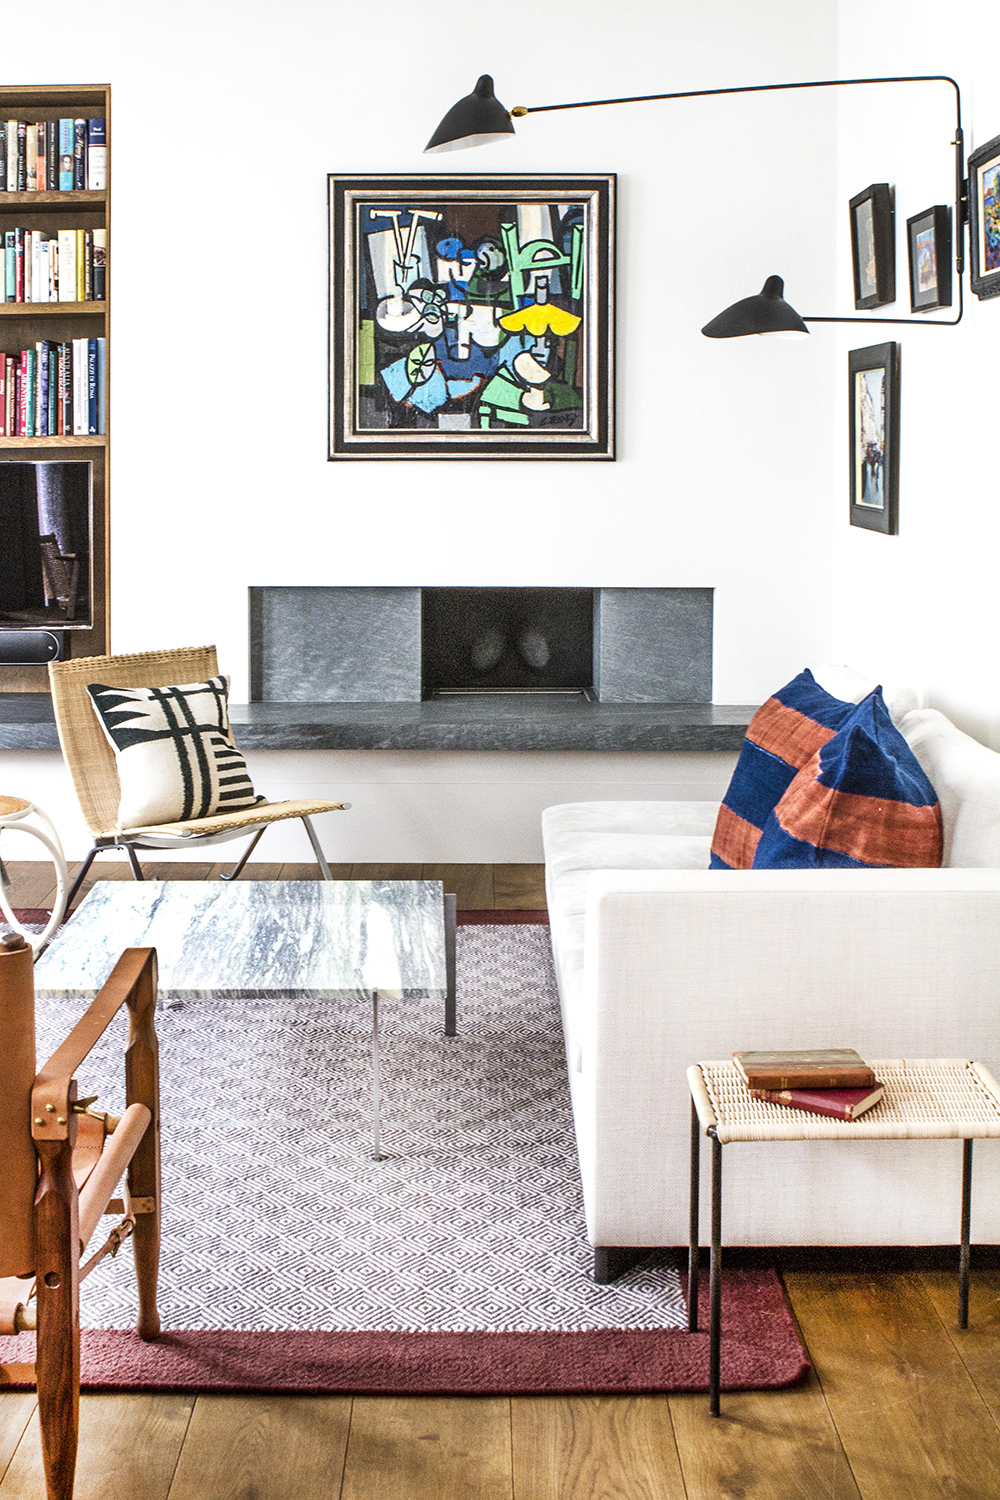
[{"x1": 750, "y1": 1081, "x2": 886, "y2": 1121}]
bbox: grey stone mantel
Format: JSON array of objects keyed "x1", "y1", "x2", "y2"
[{"x1": 0, "y1": 695, "x2": 756, "y2": 753}]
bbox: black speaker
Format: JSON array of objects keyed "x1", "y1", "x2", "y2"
[{"x1": 0, "y1": 630, "x2": 65, "y2": 665}]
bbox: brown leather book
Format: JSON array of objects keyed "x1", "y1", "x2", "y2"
[
  {"x1": 733, "y1": 1048, "x2": 876, "y2": 1090},
  {"x1": 749, "y1": 1082, "x2": 885, "y2": 1120}
]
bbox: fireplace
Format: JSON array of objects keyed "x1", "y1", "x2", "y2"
[{"x1": 248, "y1": 586, "x2": 713, "y2": 704}]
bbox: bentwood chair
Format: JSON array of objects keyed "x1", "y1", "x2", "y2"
[
  {"x1": 49, "y1": 644, "x2": 349, "y2": 907},
  {"x1": 0, "y1": 934, "x2": 161, "y2": 1500}
]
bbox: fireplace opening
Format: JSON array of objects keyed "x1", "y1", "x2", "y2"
[{"x1": 421, "y1": 587, "x2": 594, "y2": 697}]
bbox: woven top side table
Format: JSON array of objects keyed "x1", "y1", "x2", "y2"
[{"x1": 687, "y1": 1058, "x2": 1000, "y2": 1416}]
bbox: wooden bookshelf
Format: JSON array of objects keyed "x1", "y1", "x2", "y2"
[{"x1": 0, "y1": 83, "x2": 110, "y2": 690}]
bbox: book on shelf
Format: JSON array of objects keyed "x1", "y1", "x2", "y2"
[
  {"x1": 92, "y1": 227, "x2": 106, "y2": 299},
  {"x1": 87, "y1": 118, "x2": 106, "y2": 191},
  {"x1": 750, "y1": 1080, "x2": 886, "y2": 1121},
  {"x1": 58, "y1": 118, "x2": 75, "y2": 191},
  {"x1": 0, "y1": 337, "x2": 105, "y2": 438},
  {"x1": 0, "y1": 115, "x2": 104, "y2": 193},
  {"x1": 72, "y1": 119, "x2": 86, "y2": 190},
  {"x1": 733, "y1": 1048, "x2": 877, "y2": 1090}
]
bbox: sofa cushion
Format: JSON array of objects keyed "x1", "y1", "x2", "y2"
[
  {"x1": 711, "y1": 669, "x2": 861, "y2": 869},
  {"x1": 901, "y1": 708, "x2": 1000, "y2": 867},
  {"x1": 753, "y1": 691, "x2": 942, "y2": 869}
]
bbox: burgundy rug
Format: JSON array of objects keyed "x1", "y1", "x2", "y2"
[{"x1": 0, "y1": 1268, "x2": 807, "y2": 1395}]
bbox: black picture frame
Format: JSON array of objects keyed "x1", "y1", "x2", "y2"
[
  {"x1": 906, "y1": 205, "x2": 952, "y2": 312},
  {"x1": 329, "y1": 174, "x2": 615, "y2": 459},
  {"x1": 968, "y1": 132, "x2": 1000, "y2": 301},
  {"x1": 849, "y1": 183, "x2": 895, "y2": 309},
  {"x1": 849, "y1": 343, "x2": 899, "y2": 535}
]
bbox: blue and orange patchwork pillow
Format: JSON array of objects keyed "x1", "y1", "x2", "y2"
[
  {"x1": 710, "y1": 669, "x2": 861, "y2": 869},
  {"x1": 752, "y1": 691, "x2": 942, "y2": 869}
]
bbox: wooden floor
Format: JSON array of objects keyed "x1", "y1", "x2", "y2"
[{"x1": 2, "y1": 861, "x2": 998, "y2": 1499}]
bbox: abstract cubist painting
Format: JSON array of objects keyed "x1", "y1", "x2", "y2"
[{"x1": 329, "y1": 176, "x2": 615, "y2": 458}]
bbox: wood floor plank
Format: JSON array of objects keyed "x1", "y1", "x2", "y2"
[
  {"x1": 421, "y1": 864, "x2": 494, "y2": 910},
  {"x1": 341, "y1": 1396, "x2": 511, "y2": 1500},
  {"x1": 0, "y1": 1398, "x2": 36, "y2": 1486},
  {"x1": 279, "y1": 862, "x2": 354, "y2": 880},
  {"x1": 669, "y1": 1369, "x2": 860, "y2": 1500},
  {"x1": 920, "y1": 1266, "x2": 1000, "y2": 1421},
  {"x1": 166, "y1": 1394, "x2": 351, "y2": 1500},
  {"x1": 512, "y1": 1395, "x2": 686, "y2": 1500},
  {"x1": 0, "y1": 1393, "x2": 194, "y2": 1500},
  {"x1": 0, "y1": 861, "x2": 60, "y2": 910},
  {"x1": 350, "y1": 864, "x2": 424, "y2": 883},
  {"x1": 493, "y1": 864, "x2": 547, "y2": 910},
  {"x1": 142, "y1": 863, "x2": 216, "y2": 882},
  {"x1": 785, "y1": 1269, "x2": 1000, "y2": 1499}
]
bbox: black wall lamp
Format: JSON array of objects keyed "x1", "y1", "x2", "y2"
[{"x1": 425, "y1": 73, "x2": 966, "y2": 334}]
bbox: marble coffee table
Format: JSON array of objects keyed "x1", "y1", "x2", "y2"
[{"x1": 34, "y1": 879, "x2": 454, "y2": 1159}]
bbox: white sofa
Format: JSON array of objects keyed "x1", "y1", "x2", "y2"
[{"x1": 542, "y1": 671, "x2": 1000, "y2": 1269}]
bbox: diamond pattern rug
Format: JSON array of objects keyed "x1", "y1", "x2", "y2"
[{"x1": 2, "y1": 920, "x2": 808, "y2": 1394}]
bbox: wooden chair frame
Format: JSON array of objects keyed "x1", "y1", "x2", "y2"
[{"x1": 1, "y1": 946, "x2": 161, "y2": 1500}]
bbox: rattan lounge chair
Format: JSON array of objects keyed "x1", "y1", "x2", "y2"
[{"x1": 49, "y1": 645, "x2": 348, "y2": 907}]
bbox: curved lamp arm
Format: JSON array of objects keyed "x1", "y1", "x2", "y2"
[{"x1": 426, "y1": 72, "x2": 966, "y2": 331}]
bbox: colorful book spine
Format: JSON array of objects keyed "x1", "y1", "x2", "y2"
[
  {"x1": 36, "y1": 341, "x2": 48, "y2": 436},
  {"x1": 0, "y1": 358, "x2": 4, "y2": 434},
  {"x1": 45, "y1": 120, "x2": 58, "y2": 190},
  {"x1": 73, "y1": 119, "x2": 86, "y2": 190},
  {"x1": 96, "y1": 337, "x2": 106, "y2": 434},
  {"x1": 12, "y1": 359, "x2": 21, "y2": 436},
  {"x1": 5, "y1": 122, "x2": 17, "y2": 192},
  {"x1": 35, "y1": 122, "x2": 46, "y2": 191},
  {"x1": 25, "y1": 124, "x2": 37, "y2": 191},
  {"x1": 83, "y1": 229, "x2": 93, "y2": 300},
  {"x1": 0, "y1": 123, "x2": 5, "y2": 192},
  {"x1": 49, "y1": 343, "x2": 58, "y2": 433},
  {"x1": 92, "y1": 228, "x2": 106, "y2": 300},
  {"x1": 4, "y1": 230, "x2": 14, "y2": 301},
  {"x1": 58, "y1": 119, "x2": 74, "y2": 191},
  {"x1": 75, "y1": 229, "x2": 84, "y2": 300},
  {"x1": 57, "y1": 343, "x2": 68, "y2": 435},
  {"x1": 13, "y1": 227, "x2": 24, "y2": 302},
  {"x1": 86, "y1": 118, "x2": 106, "y2": 190},
  {"x1": 15, "y1": 122, "x2": 26, "y2": 191},
  {"x1": 86, "y1": 338, "x2": 98, "y2": 434},
  {"x1": 20, "y1": 349, "x2": 31, "y2": 436}
]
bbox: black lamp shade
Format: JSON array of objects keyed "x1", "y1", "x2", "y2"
[
  {"x1": 425, "y1": 75, "x2": 516, "y2": 153},
  {"x1": 701, "y1": 275, "x2": 810, "y2": 338}
]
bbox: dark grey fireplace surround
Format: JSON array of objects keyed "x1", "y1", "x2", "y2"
[{"x1": 0, "y1": 587, "x2": 757, "y2": 753}]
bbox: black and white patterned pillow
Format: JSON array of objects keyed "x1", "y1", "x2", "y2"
[{"x1": 87, "y1": 674, "x2": 264, "y2": 828}]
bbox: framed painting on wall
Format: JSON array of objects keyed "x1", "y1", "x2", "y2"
[
  {"x1": 849, "y1": 183, "x2": 895, "y2": 310},
  {"x1": 906, "y1": 205, "x2": 952, "y2": 312},
  {"x1": 849, "y1": 343, "x2": 899, "y2": 535},
  {"x1": 329, "y1": 174, "x2": 615, "y2": 459},
  {"x1": 968, "y1": 132, "x2": 1000, "y2": 301}
]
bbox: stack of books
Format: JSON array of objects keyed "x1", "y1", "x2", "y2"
[
  {"x1": 733, "y1": 1049, "x2": 884, "y2": 1121},
  {"x1": 0, "y1": 338, "x2": 106, "y2": 437},
  {"x1": 0, "y1": 118, "x2": 105, "y2": 192},
  {"x1": 4, "y1": 226, "x2": 106, "y2": 302}
]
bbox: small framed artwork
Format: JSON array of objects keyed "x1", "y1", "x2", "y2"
[
  {"x1": 849, "y1": 183, "x2": 895, "y2": 309},
  {"x1": 849, "y1": 342, "x2": 900, "y2": 535},
  {"x1": 329, "y1": 173, "x2": 615, "y2": 459},
  {"x1": 968, "y1": 132, "x2": 1000, "y2": 300},
  {"x1": 906, "y1": 205, "x2": 952, "y2": 312}
]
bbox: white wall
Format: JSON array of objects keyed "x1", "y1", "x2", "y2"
[
  {"x1": 3, "y1": 0, "x2": 846, "y2": 859},
  {"x1": 833, "y1": 0, "x2": 1000, "y2": 748}
]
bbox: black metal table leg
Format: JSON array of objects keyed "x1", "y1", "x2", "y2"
[
  {"x1": 709, "y1": 1129, "x2": 722, "y2": 1417},
  {"x1": 689, "y1": 1096, "x2": 700, "y2": 1332},
  {"x1": 959, "y1": 1137, "x2": 973, "y2": 1330},
  {"x1": 443, "y1": 892, "x2": 457, "y2": 1037}
]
